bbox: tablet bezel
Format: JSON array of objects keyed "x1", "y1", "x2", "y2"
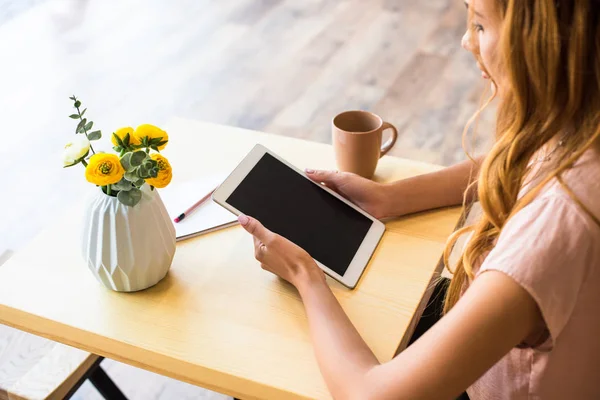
[{"x1": 212, "y1": 144, "x2": 385, "y2": 289}]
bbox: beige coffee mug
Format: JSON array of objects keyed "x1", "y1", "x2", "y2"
[{"x1": 332, "y1": 110, "x2": 398, "y2": 179}]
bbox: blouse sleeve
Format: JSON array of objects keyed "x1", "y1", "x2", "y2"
[{"x1": 477, "y1": 194, "x2": 596, "y2": 346}]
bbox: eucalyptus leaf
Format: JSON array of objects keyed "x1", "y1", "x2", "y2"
[
  {"x1": 120, "y1": 152, "x2": 132, "y2": 170},
  {"x1": 124, "y1": 170, "x2": 138, "y2": 182},
  {"x1": 149, "y1": 168, "x2": 158, "y2": 178},
  {"x1": 69, "y1": 95, "x2": 76, "y2": 101},
  {"x1": 84, "y1": 121, "x2": 93, "y2": 131},
  {"x1": 69, "y1": 114, "x2": 79, "y2": 119},
  {"x1": 76, "y1": 118, "x2": 87, "y2": 133},
  {"x1": 117, "y1": 188, "x2": 142, "y2": 207},
  {"x1": 134, "y1": 178, "x2": 145, "y2": 187},
  {"x1": 112, "y1": 132, "x2": 125, "y2": 147},
  {"x1": 87, "y1": 130, "x2": 101, "y2": 140},
  {"x1": 80, "y1": 108, "x2": 87, "y2": 117},
  {"x1": 113, "y1": 146, "x2": 123, "y2": 153},
  {"x1": 113, "y1": 178, "x2": 132, "y2": 191},
  {"x1": 74, "y1": 100, "x2": 81, "y2": 108},
  {"x1": 130, "y1": 151, "x2": 146, "y2": 167},
  {"x1": 138, "y1": 165, "x2": 149, "y2": 178}
]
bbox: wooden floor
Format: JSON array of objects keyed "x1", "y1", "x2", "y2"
[{"x1": 0, "y1": 0, "x2": 495, "y2": 398}]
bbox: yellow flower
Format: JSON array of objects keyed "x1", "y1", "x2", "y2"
[
  {"x1": 111, "y1": 126, "x2": 140, "y2": 147},
  {"x1": 145, "y1": 153, "x2": 172, "y2": 188},
  {"x1": 133, "y1": 124, "x2": 168, "y2": 150},
  {"x1": 85, "y1": 153, "x2": 125, "y2": 186}
]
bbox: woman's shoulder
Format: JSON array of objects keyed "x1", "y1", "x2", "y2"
[{"x1": 541, "y1": 148, "x2": 600, "y2": 232}]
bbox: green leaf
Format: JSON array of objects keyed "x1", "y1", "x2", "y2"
[
  {"x1": 138, "y1": 165, "x2": 149, "y2": 178},
  {"x1": 76, "y1": 118, "x2": 87, "y2": 133},
  {"x1": 130, "y1": 151, "x2": 146, "y2": 167},
  {"x1": 113, "y1": 146, "x2": 123, "y2": 153},
  {"x1": 117, "y1": 188, "x2": 142, "y2": 207},
  {"x1": 124, "y1": 170, "x2": 138, "y2": 182},
  {"x1": 74, "y1": 100, "x2": 81, "y2": 108},
  {"x1": 113, "y1": 178, "x2": 132, "y2": 191},
  {"x1": 124, "y1": 132, "x2": 130, "y2": 147},
  {"x1": 142, "y1": 136, "x2": 149, "y2": 147},
  {"x1": 157, "y1": 140, "x2": 168, "y2": 146},
  {"x1": 112, "y1": 132, "x2": 125, "y2": 147},
  {"x1": 150, "y1": 145, "x2": 159, "y2": 152},
  {"x1": 120, "y1": 152, "x2": 132, "y2": 170},
  {"x1": 150, "y1": 167, "x2": 159, "y2": 178},
  {"x1": 80, "y1": 108, "x2": 87, "y2": 117},
  {"x1": 69, "y1": 95, "x2": 76, "y2": 101},
  {"x1": 87, "y1": 130, "x2": 101, "y2": 140},
  {"x1": 69, "y1": 114, "x2": 79, "y2": 119},
  {"x1": 84, "y1": 121, "x2": 93, "y2": 131},
  {"x1": 134, "y1": 178, "x2": 145, "y2": 187}
]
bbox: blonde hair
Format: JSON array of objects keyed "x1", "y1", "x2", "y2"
[{"x1": 444, "y1": 0, "x2": 600, "y2": 312}]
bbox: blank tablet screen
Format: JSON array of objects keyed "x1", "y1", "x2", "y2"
[{"x1": 226, "y1": 153, "x2": 373, "y2": 276}]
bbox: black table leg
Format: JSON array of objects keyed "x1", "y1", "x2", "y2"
[{"x1": 89, "y1": 365, "x2": 128, "y2": 400}]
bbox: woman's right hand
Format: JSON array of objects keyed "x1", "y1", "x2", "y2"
[{"x1": 305, "y1": 169, "x2": 391, "y2": 219}]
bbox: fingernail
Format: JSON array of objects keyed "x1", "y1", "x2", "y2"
[
  {"x1": 238, "y1": 214, "x2": 249, "y2": 226},
  {"x1": 305, "y1": 168, "x2": 315, "y2": 174}
]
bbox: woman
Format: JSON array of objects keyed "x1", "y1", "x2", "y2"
[{"x1": 239, "y1": 0, "x2": 600, "y2": 398}]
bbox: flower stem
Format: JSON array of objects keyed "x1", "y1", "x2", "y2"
[
  {"x1": 81, "y1": 159, "x2": 88, "y2": 167},
  {"x1": 107, "y1": 184, "x2": 112, "y2": 196},
  {"x1": 74, "y1": 98, "x2": 96, "y2": 155}
]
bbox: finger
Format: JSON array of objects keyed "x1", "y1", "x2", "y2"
[
  {"x1": 239, "y1": 214, "x2": 274, "y2": 243},
  {"x1": 253, "y1": 236, "x2": 267, "y2": 260},
  {"x1": 305, "y1": 169, "x2": 342, "y2": 189}
]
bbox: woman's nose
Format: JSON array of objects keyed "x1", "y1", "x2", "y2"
[{"x1": 461, "y1": 30, "x2": 472, "y2": 52}]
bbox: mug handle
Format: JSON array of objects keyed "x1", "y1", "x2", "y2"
[{"x1": 380, "y1": 122, "x2": 398, "y2": 157}]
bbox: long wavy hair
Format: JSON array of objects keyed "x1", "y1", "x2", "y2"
[{"x1": 444, "y1": 0, "x2": 600, "y2": 313}]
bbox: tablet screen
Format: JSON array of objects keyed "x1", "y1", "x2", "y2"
[{"x1": 226, "y1": 153, "x2": 373, "y2": 276}]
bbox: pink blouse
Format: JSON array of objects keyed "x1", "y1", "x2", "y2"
[{"x1": 467, "y1": 149, "x2": 600, "y2": 399}]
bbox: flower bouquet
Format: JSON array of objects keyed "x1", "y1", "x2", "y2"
[{"x1": 63, "y1": 96, "x2": 176, "y2": 292}]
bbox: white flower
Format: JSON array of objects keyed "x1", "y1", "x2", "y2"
[{"x1": 62, "y1": 135, "x2": 91, "y2": 166}]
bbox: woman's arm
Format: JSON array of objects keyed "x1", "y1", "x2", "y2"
[
  {"x1": 297, "y1": 270, "x2": 541, "y2": 400},
  {"x1": 239, "y1": 215, "x2": 543, "y2": 400},
  {"x1": 383, "y1": 156, "x2": 483, "y2": 217},
  {"x1": 306, "y1": 156, "x2": 483, "y2": 219}
]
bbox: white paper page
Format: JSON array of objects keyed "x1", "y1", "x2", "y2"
[{"x1": 160, "y1": 174, "x2": 237, "y2": 239}]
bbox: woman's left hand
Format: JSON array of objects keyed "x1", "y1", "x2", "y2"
[{"x1": 238, "y1": 214, "x2": 325, "y2": 289}]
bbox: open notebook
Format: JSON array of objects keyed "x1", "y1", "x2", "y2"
[{"x1": 161, "y1": 174, "x2": 238, "y2": 241}]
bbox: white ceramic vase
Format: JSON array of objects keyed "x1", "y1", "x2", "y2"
[{"x1": 82, "y1": 185, "x2": 176, "y2": 292}]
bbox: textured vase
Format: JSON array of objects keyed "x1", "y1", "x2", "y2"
[{"x1": 82, "y1": 185, "x2": 176, "y2": 292}]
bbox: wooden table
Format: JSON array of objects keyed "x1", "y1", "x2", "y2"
[{"x1": 0, "y1": 118, "x2": 461, "y2": 400}]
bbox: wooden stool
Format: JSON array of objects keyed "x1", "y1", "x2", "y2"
[
  {"x1": 0, "y1": 324, "x2": 127, "y2": 400},
  {"x1": 0, "y1": 247, "x2": 127, "y2": 400}
]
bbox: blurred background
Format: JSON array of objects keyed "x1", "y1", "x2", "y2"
[{"x1": 0, "y1": 0, "x2": 494, "y2": 398}]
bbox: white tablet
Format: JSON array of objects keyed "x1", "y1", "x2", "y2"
[{"x1": 212, "y1": 144, "x2": 385, "y2": 289}]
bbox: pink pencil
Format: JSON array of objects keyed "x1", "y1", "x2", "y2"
[{"x1": 174, "y1": 187, "x2": 217, "y2": 223}]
